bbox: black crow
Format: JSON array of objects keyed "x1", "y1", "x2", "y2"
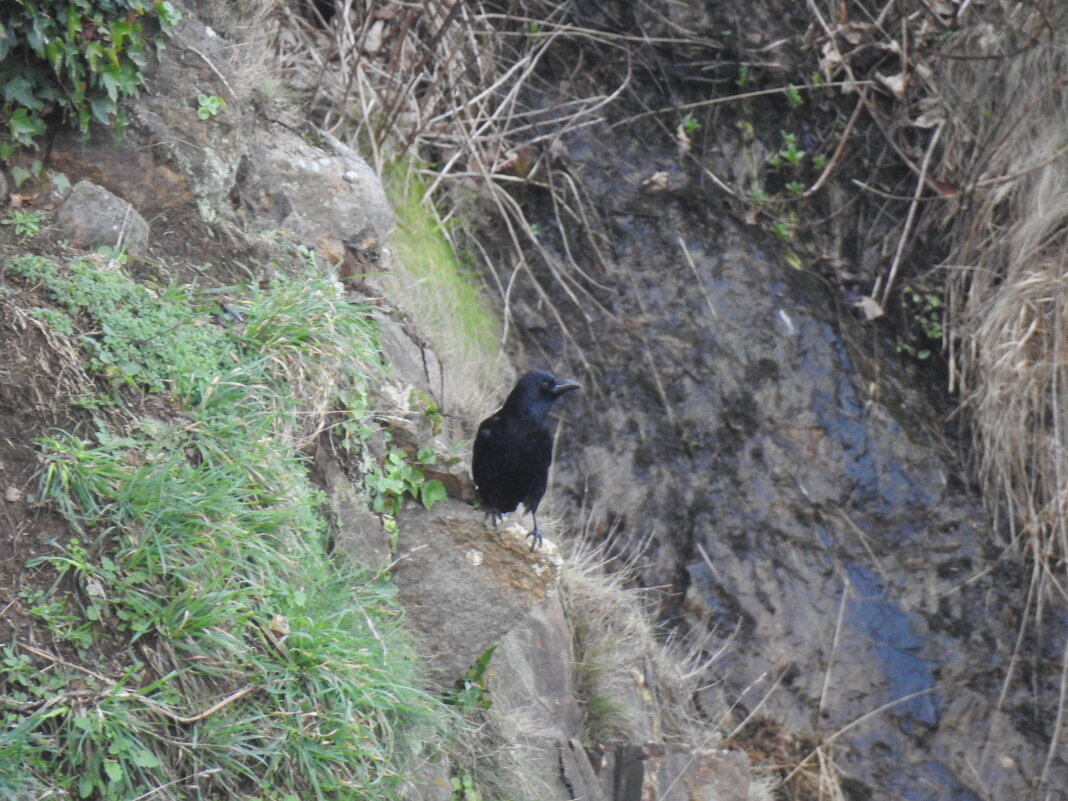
[{"x1": 472, "y1": 370, "x2": 581, "y2": 551}]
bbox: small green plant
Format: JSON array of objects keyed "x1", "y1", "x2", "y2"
[
  {"x1": 812, "y1": 153, "x2": 828, "y2": 170},
  {"x1": 904, "y1": 286, "x2": 944, "y2": 340},
  {"x1": 769, "y1": 220, "x2": 792, "y2": 240},
  {"x1": 196, "y1": 93, "x2": 227, "y2": 119},
  {"x1": 0, "y1": 1, "x2": 182, "y2": 154},
  {"x1": 896, "y1": 285, "x2": 944, "y2": 365},
  {"x1": 768, "y1": 131, "x2": 806, "y2": 169},
  {"x1": 681, "y1": 114, "x2": 701, "y2": 135},
  {"x1": 447, "y1": 645, "x2": 497, "y2": 713},
  {"x1": 450, "y1": 772, "x2": 484, "y2": 801},
  {"x1": 785, "y1": 181, "x2": 804, "y2": 195},
  {"x1": 784, "y1": 85, "x2": 804, "y2": 107},
  {"x1": 737, "y1": 65, "x2": 750, "y2": 87},
  {"x1": 368, "y1": 446, "x2": 447, "y2": 515},
  {"x1": 1, "y1": 209, "x2": 44, "y2": 237}
]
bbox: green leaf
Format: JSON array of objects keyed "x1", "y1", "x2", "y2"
[
  {"x1": 4, "y1": 75, "x2": 44, "y2": 110},
  {"x1": 420, "y1": 479, "x2": 447, "y2": 510},
  {"x1": 104, "y1": 760, "x2": 124, "y2": 782},
  {"x1": 131, "y1": 748, "x2": 161, "y2": 768}
]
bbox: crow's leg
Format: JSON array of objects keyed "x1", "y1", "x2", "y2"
[{"x1": 526, "y1": 510, "x2": 542, "y2": 552}]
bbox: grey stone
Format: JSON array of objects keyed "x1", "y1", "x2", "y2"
[
  {"x1": 237, "y1": 123, "x2": 394, "y2": 252},
  {"x1": 483, "y1": 597, "x2": 589, "y2": 801},
  {"x1": 390, "y1": 501, "x2": 561, "y2": 686},
  {"x1": 312, "y1": 442, "x2": 390, "y2": 572},
  {"x1": 592, "y1": 743, "x2": 750, "y2": 801},
  {"x1": 55, "y1": 181, "x2": 150, "y2": 255},
  {"x1": 376, "y1": 313, "x2": 445, "y2": 403}
]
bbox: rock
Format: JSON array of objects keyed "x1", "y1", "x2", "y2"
[
  {"x1": 312, "y1": 443, "x2": 390, "y2": 571},
  {"x1": 390, "y1": 501, "x2": 561, "y2": 685},
  {"x1": 55, "y1": 181, "x2": 150, "y2": 255},
  {"x1": 485, "y1": 596, "x2": 592, "y2": 800},
  {"x1": 591, "y1": 743, "x2": 751, "y2": 801},
  {"x1": 236, "y1": 123, "x2": 394, "y2": 255},
  {"x1": 376, "y1": 313, "x2": 446, "y2": 404}
]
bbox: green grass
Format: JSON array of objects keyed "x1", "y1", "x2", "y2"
[
  {"x1": 0, "y1": 253, "x2": 452, "y2": 800},
  {"x1": 383, "y1": 164, "x2": 506, "y2": 410}
]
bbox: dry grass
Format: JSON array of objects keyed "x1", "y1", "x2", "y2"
[{"x1": 936, "y1": 9, "x2": 1068, "y2": 581}]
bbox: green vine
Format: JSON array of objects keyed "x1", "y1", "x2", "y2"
[{"x1": 0, "y1": 0, "x2": 182, "y2": 155}]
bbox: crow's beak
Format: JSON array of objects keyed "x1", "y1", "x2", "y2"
[{"x1": 551, "y1": 378, "x2": 581, "y2": 395}]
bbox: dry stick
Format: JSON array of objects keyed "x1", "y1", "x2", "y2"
[
  {"x1": 19, "y1": 642, "x2": 112, "y2": 683},
  {"x1": 150, "y1": 684, "x2": 255, "y2": 725},
  {"x1": 676, "y1": 234, "x2": 718, "y2": 320},
  {"x1": 874, "y1": 120, "x2": 944, "y2": 310},
  {"x1": 801, "y1": 90, "x2": 866, "y2": 199},
  {"x1": 609, "y1": 80, "x2": 875, "y2": 129},
  {"x1": 817, "y1": 579, "x2": 851, "y2": 723},
  {"x1": 781, "y1": 685, "x2": 937, "y2": 786},
  {"x1": 724, "y1": 667, "x2": 790, "y2": 741},
  {"x1": 1039, "y1": 631, "x2": 1068, "y2": 794}
]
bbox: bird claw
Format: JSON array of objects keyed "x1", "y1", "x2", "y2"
[{"x1": 526, "y1": 528, "x2": 542, "y2": 552}]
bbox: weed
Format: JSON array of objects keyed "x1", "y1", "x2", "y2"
[
  {"x1": 447, "y1": 645, "x2": 497, "y2": 713},
  {"x1": 903, "y1": 286, "x2": 944, "y2": 341},
  {"x1": 1, "y1": 209, "x2": 44, "y2": 237},
  {"x1": 451, "y1": 772, "x2": 484, "y2": 801},
  {"x1": 768, "y1": 131, "x2": 806, "y2": 168},
  {"x1": 896, "y1": 285, "x2": 944, "y2": 365},
  {"x1": 769, "y1": 220, "x2": 792, "y2": 240},
  {"x1": 682, "y1": 114, "x2": 701, "y2": 135},
  {"x1": 196, "y1": 93, "x2": 227, "y2": 119},
  {"x1": 785, "y1": 181, "x2": 804, "y2": 195},
  {"x1": 784, "y1": 85, "x2": 804, "y2": 108}
]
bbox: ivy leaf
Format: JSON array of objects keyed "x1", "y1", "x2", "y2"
[
  {"x1": 3, "y1": 75, "x2": 43, "y2": 110},
  {"x1": 420, "y1": 479, "x2": 447, "y2": 510}
]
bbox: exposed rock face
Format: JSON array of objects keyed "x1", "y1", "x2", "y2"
[
  {"x1": 510, "y1": 115, "x2": 1068, "y2": 798},
  {"x1": 55, "y1": 181, "x2": 150, "y2": 255}
]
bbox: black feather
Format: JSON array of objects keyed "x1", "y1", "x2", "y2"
[{"x1": 472, "y1": 370, "x2": 580, "y2": 550}]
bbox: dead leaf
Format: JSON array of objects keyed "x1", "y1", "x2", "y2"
[
  {"x1": 854, "y1": 295, "x2": 885, "y2": 321},
  {"x1": 876, "y1": 71, "x2": 908, "y2": 99},
  {"x1": 641, "y1": 172, "x2": 670, "y2": 193}
]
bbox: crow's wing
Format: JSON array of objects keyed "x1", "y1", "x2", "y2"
[{"x1": 473, "y1": 413, "x2": 552, "y2": 516}]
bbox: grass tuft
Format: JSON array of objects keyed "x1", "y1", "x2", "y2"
[{"x1": 0, "y1": 252, "x2": 451, "y2": 801}]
